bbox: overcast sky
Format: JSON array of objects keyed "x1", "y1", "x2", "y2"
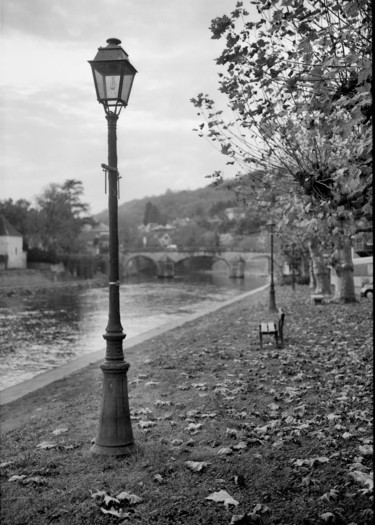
[{"x1": 0, "y1": 0, "x2": 257, "y2": 214}]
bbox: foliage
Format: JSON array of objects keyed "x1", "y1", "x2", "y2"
[
  {"x1": 191, "y1": 0, "x2": 372, "y2": 243},
  {"x1": 27, "y1": 247, "x2": 59, "y2": 264},
  {"x1": 143, "y1": 201, "x2": 167, "y2": 226},
  {"x1": 0, "y1": 180, "x2": 90, "y2": 255},
  {"x1": 0, "y1": 199, "x2": 38, "y2": 250},
  {"x1": 35, "y1": 179, "x2": 90, "y2": 253}
]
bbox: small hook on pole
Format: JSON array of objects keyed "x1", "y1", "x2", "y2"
[{"x1": 101, "y1": 164, "x2": 121, "y2": 199}]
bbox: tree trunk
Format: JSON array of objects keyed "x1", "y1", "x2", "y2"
[
  {"x1": 308, "y1": 258, "x2": 315, "y2": 289},
  {"x1": 300, "y1": 255, "x2": 309, "y2": 280},
  {"x1": 332, "y1": 244, "x2": 357, "y2": 303},
  {"x1": 307, "y1": 240, "x2": 331, "y2": 295}
]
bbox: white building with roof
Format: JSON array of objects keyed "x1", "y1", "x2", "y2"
[{"x1": 0, "y1": 215, "x2": 27, "y2": 269}]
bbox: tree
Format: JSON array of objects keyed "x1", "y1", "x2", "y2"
[
  {"x1": 143, "y1": 201, "x2": 166, "y2": 226},
  {"x1": 191, "y1": 0, "x2": 372, "y2": 302},
  {"x1": 35, "y1": 179, "x2": 90, "y2": 253}
]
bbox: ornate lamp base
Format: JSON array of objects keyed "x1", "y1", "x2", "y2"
[{"x1": 90, "y1": 361, "x2": 134, "y2": 456}]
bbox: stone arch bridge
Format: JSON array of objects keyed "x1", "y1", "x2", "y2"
[{"x1": 120, "y1": 248, "x2": 270, "y2": 278}]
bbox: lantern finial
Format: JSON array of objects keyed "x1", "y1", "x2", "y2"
[{"x1": 106, "y1": 38, "x2": 121, "y2": 46}]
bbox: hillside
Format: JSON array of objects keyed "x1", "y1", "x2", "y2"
[
  {"x1": 94, "y1": 185, "x2": 237, "y2": 227},
  {"x1": 94, "y1": 185, "x2": 265, "y2": 251}
]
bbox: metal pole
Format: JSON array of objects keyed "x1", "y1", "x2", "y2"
[
  {"x1": 291, "y1": 243, "x2": 296, "y2": 291},
  {"x1": 91, "y1": 112, "x2": 135, "y2": 456},
  {"x1": 269, "y1": 227, "x2": 277, "y2": 312}
]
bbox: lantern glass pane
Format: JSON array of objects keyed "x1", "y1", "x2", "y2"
[
  {"x1": 93, "y1": 70, "x2": 104, "y2": 99},
  {"x1": 121, "y1": 73, "x2": 135, "y2": 104},
  {"x1": 92, "y1": 61, "x2": 123, "y2": 101},
  {"x1": 105, "y1": 75, "x2": 121, "y2": 100}
]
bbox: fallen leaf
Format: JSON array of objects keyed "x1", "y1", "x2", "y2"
[
  {"x1": 91, "y1": 490, "x2": 107, "y2": 501},
  {"x1": 185, "y1": 461, "x2": 209, "y2": 472},
  {"x1": 230, "y1": 513, "x2": 253, "y2": 524},
  {"x1": 320, "y1": 488, "x2": 339, "y2": 502},
  {"x1": 253, "y1": 503, "x2": 271, "y2": 514},
  {"x1": 217, "y1": 447, "x2": 233, "y2": 455},
  {"x1": 25, "y1": 476, "x2": 47, "y2": 486},
  {"x1": 226, "y1": 428, "x2": 241, "y2": 438},
  {"x1": 154, "y1": 474, "x2": 164, "y2": 483},
  {"x1": 51, "y1": 427, "x2": 68, "y2": 435},
  {"x1": 232, "y1": 441, "x2": 247, "y2": 451},
  {"x1": 154, "y1": 399, "x2": 171, "y2": 407},
  {"x1": 0, "y1": 461, "x2": 14, "y2": 468},
  {"x1": 320, "y1": 512, "x2": 336, "y2": 522},
  {"x1": 171, "y1": 439, "x2": 183, "y2": 446},
  {"x1": 359, "y1": 444, "x2": 373, "y2": 456},
  {"x1": 191, "y1": 382, "x2": 208, "y2": 390},
  {"x1": 205, "y1": 489, "x2": 239, "y2": 508},
  {"x1": 36, "y1": 441, "x2": 58, "y2": 450},
  {"x1": 8, "y1": 475, "x2": 27, "y2": 482},
  {"x1": 116, "y1": 491, "x2": 143, "y2": 504},
  {"x1": 327, "y1": 413, "x2": 340, "y2": 421},
  {"x1": 314, "y1": 456, "x2": 330, "y2": 464},
  {"x1": 100, "y1": 508, "x2": 122, "y2": 517},
  {"x1": 184, "y1": 423, "x2": 202, "y2": 433},
  {"x1": 138, "y1": 420, "x2": 156, "y2": 429},
  {"x1": 350, "y1": 470, "x2": 373, "y2": 491},
  {"x1": 103, "y1": 494, "x2": 120, "y2": 506}
]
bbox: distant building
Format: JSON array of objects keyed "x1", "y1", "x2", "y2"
[
  {"x1": 0, "y1": 215, "x2": 27, "y2": 269},
  {"x1": 224, "y1": 207, "x2": 246, "y2": 221},
  {"x1": 219, "y1": 233, "x2": 235, "y2": 247},
  {"x1": 138, "y1": 223, "x2": 175, "y2": 248},
  {"x1": 78, "y1": 220, "x2": 110, "y2": 255}
]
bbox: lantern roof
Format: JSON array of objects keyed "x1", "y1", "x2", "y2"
[{"x1": 92, "y1": 38, "x2": 131, "y2": 62}]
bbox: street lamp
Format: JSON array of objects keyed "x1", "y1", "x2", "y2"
[
  {"x1": 89, "y1": 38, "x2": 137, "y2": 456},
  {"x1": 291, "y1": 243, "x2": 296, "y2": 291},
  {"x1": 266, "y1": 221, "x2": 277, "y2": 312}
]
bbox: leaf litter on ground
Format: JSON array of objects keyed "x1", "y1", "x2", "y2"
[{"x1": 0, "y1": 287, "x2": 373, "y2": 525}]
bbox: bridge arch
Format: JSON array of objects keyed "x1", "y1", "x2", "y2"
[
  {"x1": 121, "y1": 254, "x2": 158, "y2": 277},
  {"x1": 175, "y1": 254, "x2": 231, "y2": 274}
]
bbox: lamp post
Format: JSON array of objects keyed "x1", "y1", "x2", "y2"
[
  {"x1": 266, "y1": 221, "x2": 277, "y2": 312},
  {"x1": 88, "y1": 38, "x2": 137, "y2": 456},
  {"x1": 291, "y1": 243, "x2": 296, "y2": 291}
]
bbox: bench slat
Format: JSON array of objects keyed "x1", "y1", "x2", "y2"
[
  {"x1": 260, "y1": 322, "x2": 277, "y2": 333},
  {"x1": 267, "y1": 322, "x2": 276, "y2": 332}
]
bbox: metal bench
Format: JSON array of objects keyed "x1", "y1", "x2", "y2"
[
  {"x1": 311, "y1": 294, "x2": 325, "y2": 305},
  {"x1": 259, "y1": 308, "x2": 285, "y2": 349}
]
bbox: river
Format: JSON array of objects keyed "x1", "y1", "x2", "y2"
[{"x1": 0, "y1": 273, "x2": 266, "y2": 390}]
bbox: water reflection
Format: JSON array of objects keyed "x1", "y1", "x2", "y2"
[{"x1": 0, "y1": 273, "x2": 265, "y2": 390}]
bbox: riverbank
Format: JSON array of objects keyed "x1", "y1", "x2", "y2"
[
  {"x1": 0, "y1": 286, "x2": 373, "y2": 525},
  {"x1": 0, "y1": 268, "x2": 107, "y2": 295}
]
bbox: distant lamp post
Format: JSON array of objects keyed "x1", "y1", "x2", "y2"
[
  {"x1": 88, "y1": 38, "x2": 137, "y2": 456},
  {"x1": 266, "y1": 221, "x2": 277, "y2": 312},
  {"x1": 291, "y1": 243, "x2": 296, "y2": 291}
]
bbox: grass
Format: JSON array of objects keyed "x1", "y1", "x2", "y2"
[{"x1": 0, "y1": 286, "x2": 373, "y2": 525}]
